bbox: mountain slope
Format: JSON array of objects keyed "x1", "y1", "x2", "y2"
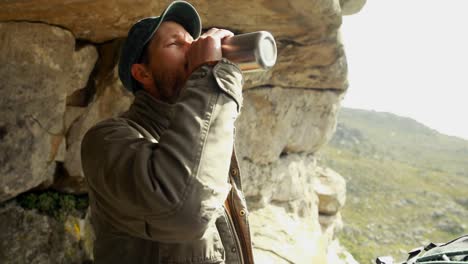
[{"x1": 319, "y1": 107, "x2": 468, "y2": 263}]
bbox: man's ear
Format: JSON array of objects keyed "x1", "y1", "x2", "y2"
[{"x1": 131, "y1": 64, "x2": 153, "y2": 88}]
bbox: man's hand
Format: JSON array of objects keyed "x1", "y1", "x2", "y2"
[{"x1": 186, "y1": 28, "x2": 234, "y2": 75}]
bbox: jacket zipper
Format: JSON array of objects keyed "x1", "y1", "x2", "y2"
[{"x1": 224, "y1": 206, "x2": 244, "y2": 264}]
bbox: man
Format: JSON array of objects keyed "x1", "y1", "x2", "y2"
[{"x1": 81, "y1": 1, "x2": 254, "y2": 263}]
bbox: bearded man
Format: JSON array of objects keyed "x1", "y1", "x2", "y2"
[{"x1": 81, "y1": 1, "x2": 254, "y2": 263}]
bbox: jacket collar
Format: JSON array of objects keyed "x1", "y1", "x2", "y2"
[{"x1": 126, "y1": 90, "x2": 175, "y2": 138}]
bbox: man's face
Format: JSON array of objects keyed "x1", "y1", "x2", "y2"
[{"x1": 142, "y1": 21, "x2": 194, "y2": 102}]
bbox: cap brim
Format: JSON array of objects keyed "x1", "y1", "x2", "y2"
[
  {"x1": 143, "y1": 1, "x2": 202, "y2": 47},
  {"x1": 160, "y1": 1, "x2": 202, "y2": 39}
]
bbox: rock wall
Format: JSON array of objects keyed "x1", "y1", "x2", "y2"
[{"x1": 0, "y1": 0, "x2": 366, "y2": 263}]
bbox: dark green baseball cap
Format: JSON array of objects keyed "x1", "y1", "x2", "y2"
[{"x1": 118, "y1": 1, "x2": 202, "y2": 93}]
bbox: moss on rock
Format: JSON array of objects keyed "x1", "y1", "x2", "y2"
[{"x1": 16, "y1": 191, "x2": 88, "y2": 221}]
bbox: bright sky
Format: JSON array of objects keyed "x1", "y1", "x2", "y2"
[{"x1": 340, "y1": 0, "x2": 468, "y2": 140}]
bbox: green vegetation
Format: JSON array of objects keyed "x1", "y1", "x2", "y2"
[
  {"x1": 318, "y1": 108, "x2": 468, "y2": 264},
  {"x1": 17, "y1": 191, "x2": 89, "y2": 222}
]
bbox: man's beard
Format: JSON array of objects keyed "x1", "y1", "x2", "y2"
[{"x1": 153, "y1": 70, "x2": 185, "y2": 104}]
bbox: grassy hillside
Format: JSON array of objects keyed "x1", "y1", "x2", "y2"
[{"x1": 318, "y1": 107, "x2": 468, "y2": 263}]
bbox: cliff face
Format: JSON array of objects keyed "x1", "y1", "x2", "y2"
[{"x1": 0, "y1": 0, "x2": 365, "y2": 263}]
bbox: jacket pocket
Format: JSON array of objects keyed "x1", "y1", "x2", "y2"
[{"x1": 155, "y1": 222, "x2": 225, "y2": 264}]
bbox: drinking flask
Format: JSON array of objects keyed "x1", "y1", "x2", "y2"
[{"x1": 221, "y1": 31, "x2": 277, "y2": 72}]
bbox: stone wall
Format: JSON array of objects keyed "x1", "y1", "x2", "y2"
[{"x1": 0, "y1": 0, "x2": 365, "y2": 263}]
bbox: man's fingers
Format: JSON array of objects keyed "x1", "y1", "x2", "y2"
[
  {"x1": 187, "y1": 28, "x2": 235, "y2": 74},
  {"x1": 201, "y1": 27, "x2": 219, "y2": 37},
  {"x1": 200, "y1": 28, "x2": 234, "y2": 40},
  {"x1": 211, "y1": 29, "x2": 234, "y2": 40}
]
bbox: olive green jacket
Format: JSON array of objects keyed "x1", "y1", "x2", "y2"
[{"x1": 81, "y1": 60, "x2": 254, "y2": 264}]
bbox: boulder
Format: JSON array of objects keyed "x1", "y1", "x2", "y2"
[
  {"x1": 327, "y1": 239, "x2": 360, "y2": 264},
  {"x1": 0, "y1": 22, "x2": 97, "y2": 202},
  {"x1": 236, "y1": 87, "x2": 341, "y2": 164},
  {"x1": 265, "y1": 40, "x2": 347, "y2": 90},
  {"x1": 320, "y1": 213, "x2": 344, "y2": 245},
  {"x1": 239, "y1": 154, "x2": 319, "y2": 218},
  {"x1": 340, "y1": 0, "x2": 367, "y2": 16},
  {"x1": 315, "y1": 167, "x2": 347, "y2": 215},
  {"x1": 59, "y1": 66, "x2": 133, "y2": 192},
  {"x1": 69, "y1": 45, "x2": 99, "y2": 95},
  {"x1": 46, "y1": 40, "x2": 133, "y2": 193},
  {"x1": 243, "y1": 38, "x2": 348, "y2": 91},
  {"x1": 249, "y1": 205, "x2": 327, "y2": 264}
]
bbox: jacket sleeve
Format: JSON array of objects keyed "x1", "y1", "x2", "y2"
[{"x1": 81, "y1": 59, "x2": 243, "y2": 242}]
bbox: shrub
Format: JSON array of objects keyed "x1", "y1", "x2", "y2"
[{"x1": 17, "y1": 191, "x2": 89, "y2": 221}]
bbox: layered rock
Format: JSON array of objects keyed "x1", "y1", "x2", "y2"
[
  {"x1": 0, "y1": 0, "x2": 366, "y2": 262},
  {"x1": 315, "y1": 167, "x2": 347, "y2": 245},
  {"x1": 236, "y1": 87, "x2": 342, "y2": 164},
  {"x1": 0, "y1": 0, "x2": 164, "y2": 43},
  {"x1": 0, "y1": 0, "x2": 356, "y2": 43}
]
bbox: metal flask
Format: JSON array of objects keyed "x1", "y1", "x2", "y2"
[{"x1": 221, "y1": 31, "x2": 277, "y2": 72}]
